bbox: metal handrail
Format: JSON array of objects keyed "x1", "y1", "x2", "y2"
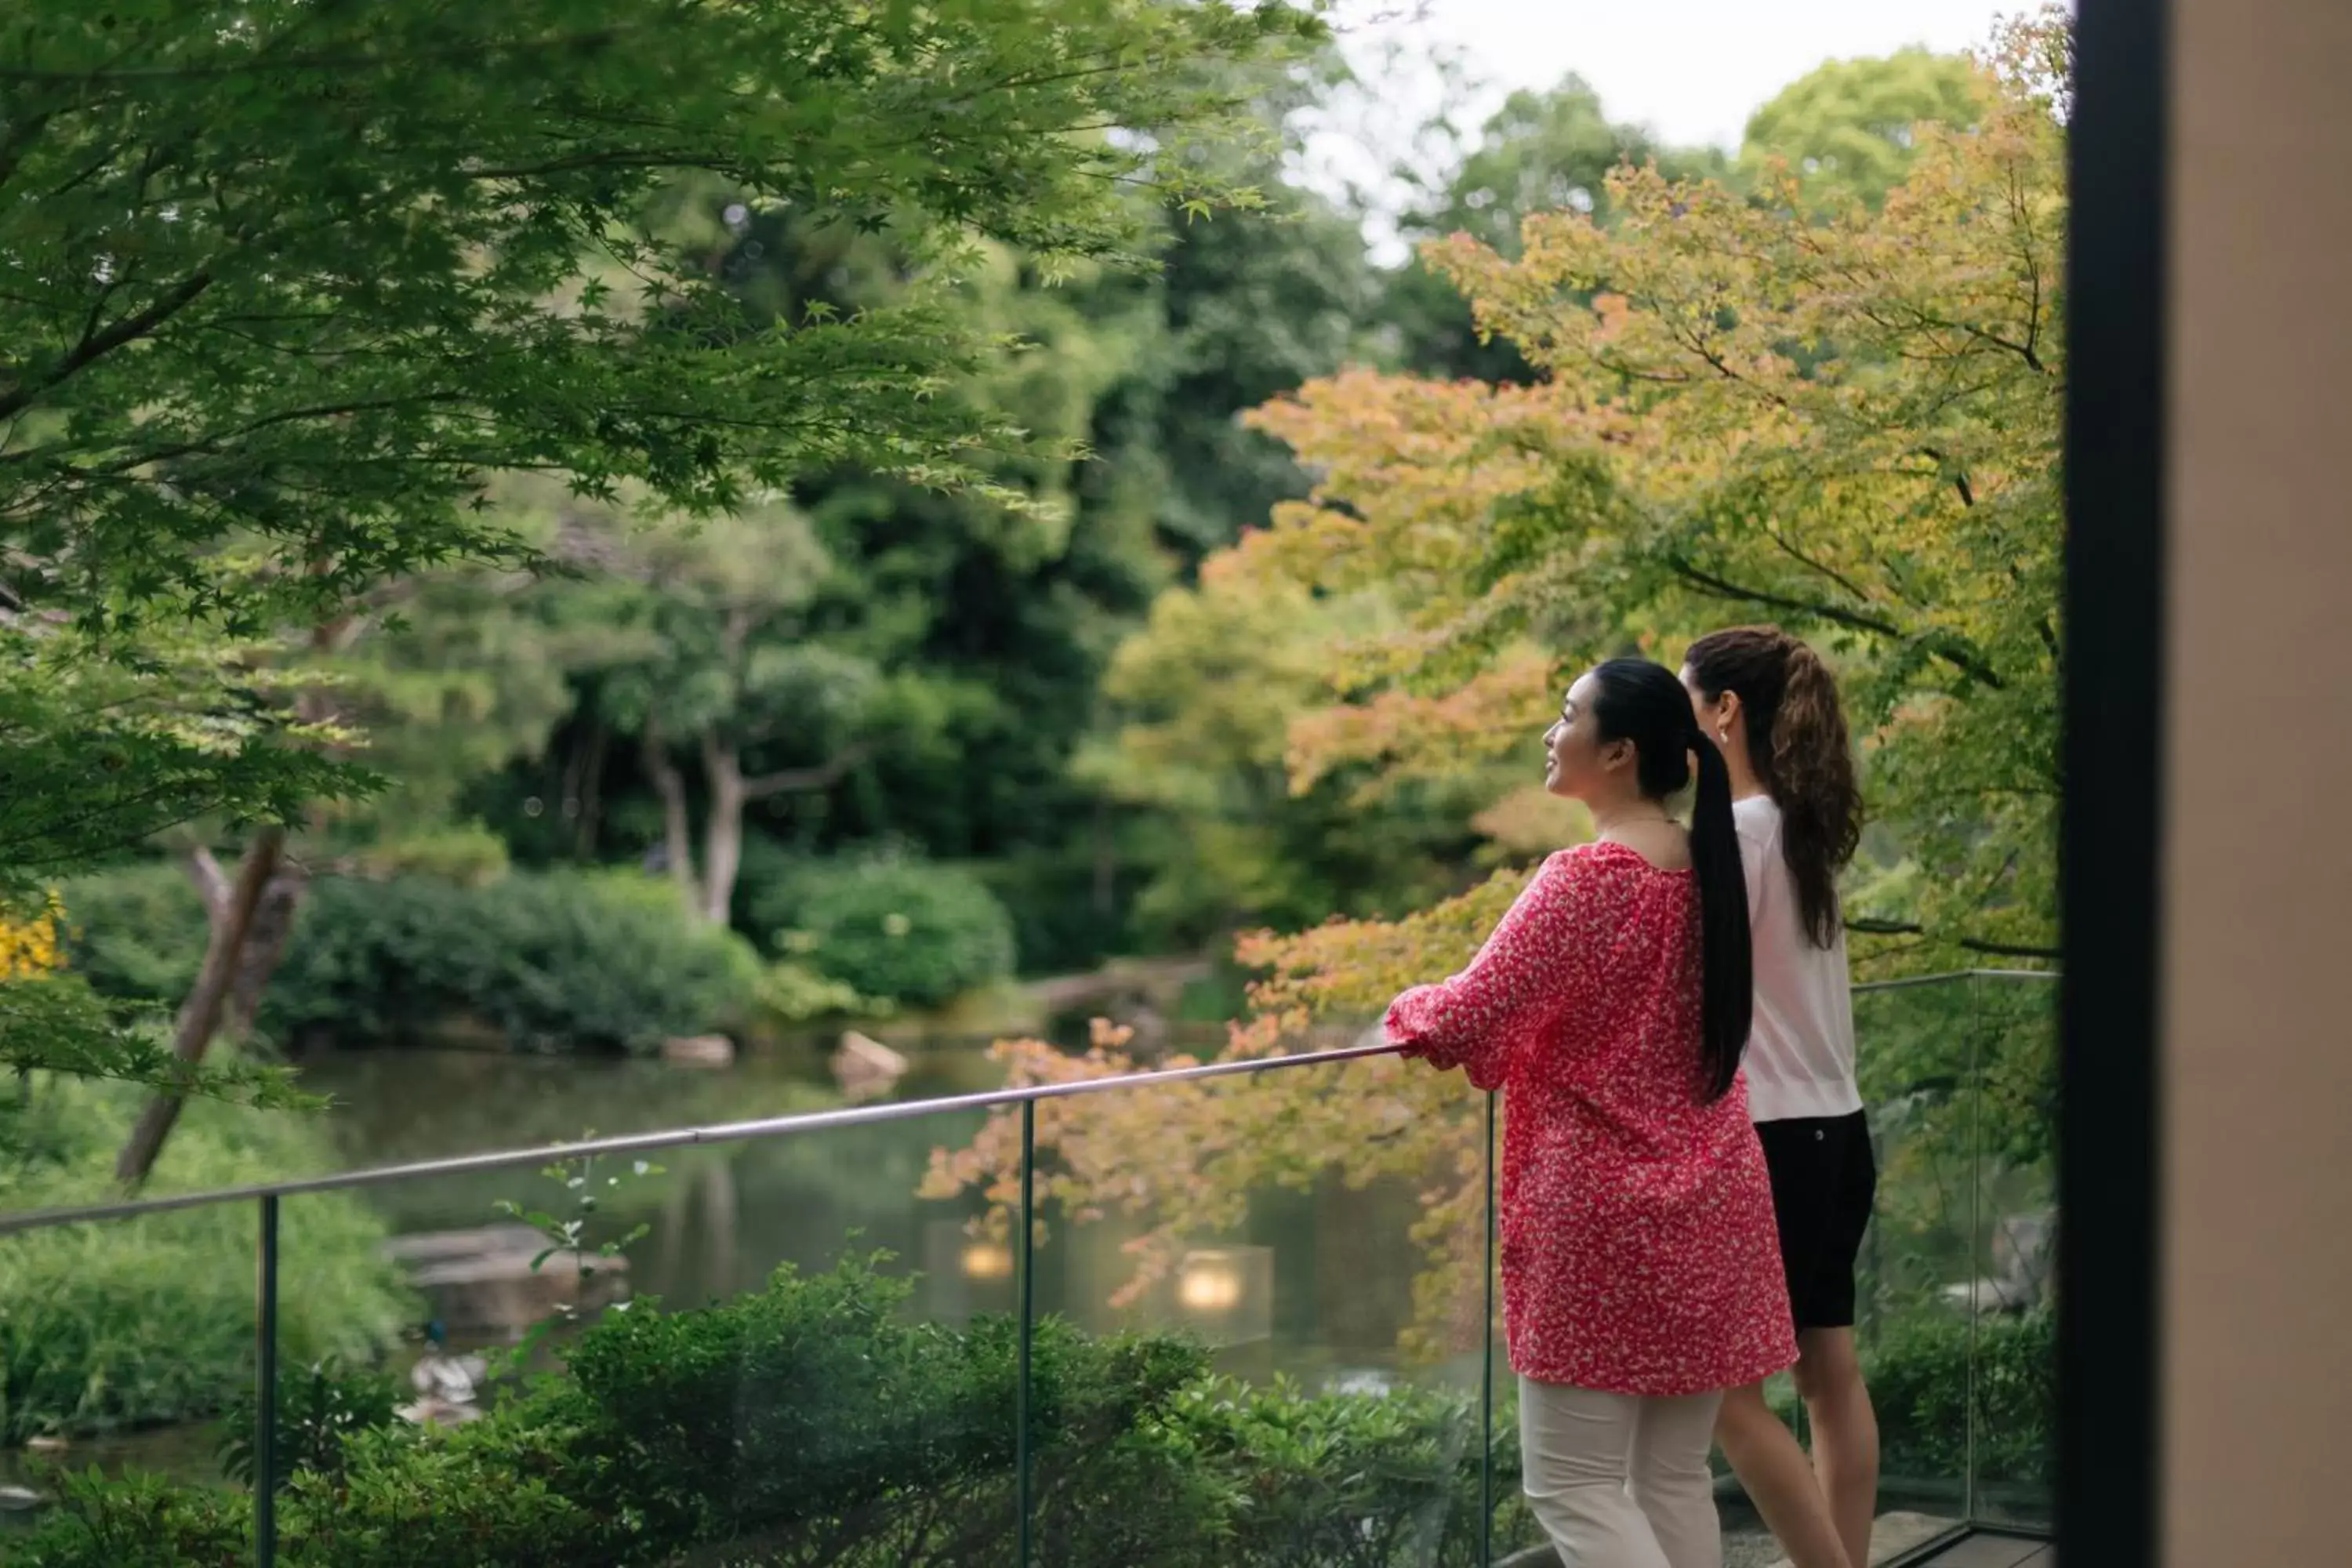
[
  {"x1": 1853, "y1": 967, "x2": 2056, "y2": 992},
  {"x1": 0, "y1": 967, "x2": 2055, "y2": 1239}
]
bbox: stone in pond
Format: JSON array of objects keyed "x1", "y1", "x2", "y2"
[
  {"x1": 382, "y1": 1223, "x2": 630, "y2": 1339},
  {"x1": 833, "y1": 1030, "x2": 907, "y2": 1101},
  {"x1": 662, "y1": 1034, "x2": 735, "y2": 1068}
]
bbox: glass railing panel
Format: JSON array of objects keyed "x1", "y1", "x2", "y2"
[
  {"x1": 615, "y1": 1110, "x2": 1016, "y2": 1566},
  {"x1": 1962, "y1": 973, "x2": 2059, "y2": 1531},
  {"x1": 1853, "y1": 976, "x2": 1987, "y2": 1539},
  {"x1": 1481, "y1": 1091, "x2": 1538, "y2": 1566},
  {"x1": 1011, "y1": 1051, "x2": 1490, "y2": 1566},
  {"x1": 0, "y1": 974, "x2": 2058, "y2": 1565},
  {"x1": 245, "y1": 1109, "x2": 1007, "y2": 1566}
]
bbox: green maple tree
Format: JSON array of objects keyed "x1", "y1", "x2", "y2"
[{"x1": 0, "y1": 0, "x2": 1324, "y2": 1127}]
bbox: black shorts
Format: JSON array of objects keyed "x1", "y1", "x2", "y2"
[{"x1": 1756, "y1": 1110, "x2": 1878, "y2": 1333}]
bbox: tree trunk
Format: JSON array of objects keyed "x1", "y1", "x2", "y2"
[
  {"x1": 699, "y1": 735, "x2": 746, "y2": 927},
  {"x1": 114, "y1": 608, "x2": 365, "y2": 1184},
  {"x1": 695, "y1": 734, "x2": 871, "y2": 927},
  {"x1": 643, "y1": 723, "x2": 703, "y2": 914},
  {"x1": 115, "y1": 828, "x2": 288, "y2": 1187},
  {"x1": 228, "y1": 864, "x2": 310, "y2": 1042},
  {"x1": 183, "y1": 844, "x2": 312, "y2": 1042},
  {"x1": 568, "y1": 718, "x2": 607, "y2": 861},
  {"x1": 184, "y1": 844, "x2": 232, "y2": 916}
]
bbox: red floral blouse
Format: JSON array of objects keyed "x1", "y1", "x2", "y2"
[{"x1": 1386, "y1": 843, "x2": 1796, "y2": 1397}]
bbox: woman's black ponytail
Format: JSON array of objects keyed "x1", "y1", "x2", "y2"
[
  {"x1": 1685, "y1": 720, "x2": 1753, "y2": 1100},
  {"x1": 1588, "y1": 658, "x2": 1754, "y2": 1101}
]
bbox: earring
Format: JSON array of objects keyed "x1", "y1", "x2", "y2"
[{"x1": 1716, "y1": 727, "x2": 1728, "y2": 744}]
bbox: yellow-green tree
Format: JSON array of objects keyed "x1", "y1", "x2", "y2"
[
  {"x1": 1075, "y1": 541, "x2": 1523, "y2": 946},
  {"x1": 931, "y1": 10, "x2": 2071, "y2": 1352},
  {"x1": 1737, "y1": 47, "x2": 1991, "y2": 209},
  {"x1": 1250, "y1": 9, "x2": 2067, "y2": 967}
]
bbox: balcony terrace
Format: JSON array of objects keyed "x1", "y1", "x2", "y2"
[{"x1": 0, "y1": 971, "x2": 2053, "y2": 1566}]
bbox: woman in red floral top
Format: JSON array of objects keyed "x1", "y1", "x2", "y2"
[{"x1": 1386, "y1": 659, "x2": 1795, "y2": 1568}]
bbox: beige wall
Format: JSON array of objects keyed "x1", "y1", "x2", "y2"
[{"x1": 2165, "y1": 0, "x2": 2352, "y2": 1558}]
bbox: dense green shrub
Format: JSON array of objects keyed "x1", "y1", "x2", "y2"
[
  {"x1": 750, "y1": 958, "x2": 871, "y2": 1025},
  {"x1": 0, "y1": 1077, "x2": 411, "y2": 1446},
  {"x1": 754, "y1": 853, "x2": 1018, "y2": 1007},
  {"x1": 559, "y1": 1259, "x2": 1232, "y2": 1565},
  {"x1": 55, "y1": 863, "x2": 208, "y2": 1006},
  {"x1": 1171, "y1": 1377, "x2": 1488, "y2": 1567},
  {"x1": 16, "y1": 1257, "x2": 1496, "y2": 1568},
  {"x1": 58, "y1": 865, "x2": 764, "y2": 1053},
  {"x1": 1740, "y1": 1308, "x2": 2054, "y2": 1494},
  {"x1": 724, "y1": 830, "x2": 805, "y2": 937},
  {"x1": 11, "y1": 1471, "x2": 252, "y2": 1566},
  {"x1": 267, "y1": 869, "x2": 761, "y2": 1053},
  {"x1": 217, "y1": 1360, "x2": 401, "y2": 1493},
  {"x1": 1868, "y1": 1308, "x2": 2056, "y2": 1487}
]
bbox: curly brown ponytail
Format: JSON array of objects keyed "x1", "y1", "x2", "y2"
[{"x1": 1683, "y1": 626, "x2": 1862, "y2": 948}]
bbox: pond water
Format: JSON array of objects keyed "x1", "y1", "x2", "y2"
[{"x1": 290, "y1": 1031, "x2": 1451, "y2": 1385}]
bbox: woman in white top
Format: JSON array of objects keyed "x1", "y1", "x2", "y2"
[{"x1": 1683, "y1": 627, "x2": 1876, "y2": 1568}]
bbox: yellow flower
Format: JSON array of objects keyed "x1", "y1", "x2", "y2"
[{"x1": 0, "y1": 891, "x2": 66, "y2": 982}]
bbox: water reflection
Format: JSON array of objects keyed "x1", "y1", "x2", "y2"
[
  {"x1": 296, "y1": 1039, "x2": 1437, "y2": 1370},
  {"x1": 296, "y1": 1034, "x2": 1008, "y2": 1168}
]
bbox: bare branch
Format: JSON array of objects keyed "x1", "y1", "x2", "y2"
[
  {"x1": 1764, "y1": 528, "x2": 1876, "y2": 605},
  {"x1": 0, "y1": 270, "x2": 215, "y2": 421},
  {"x1": 1913, "y1": 446, "x2": 1976, "y2": 510},
  {"x1": 742, "y1": 741, "x2": 873, "y2": 801},
  {"x1": 0, "y1": 29, "x2": 640, "y2": 85},
  {"x1": 182, "y1": 844, "x2": 230, "y2": 922},
  {"x1": 1664, "y1": 555, "x2": 2009, "y2": 691},
  {"x1": 1846, "y1": 916, "x2": 2059, "y2": 961}
]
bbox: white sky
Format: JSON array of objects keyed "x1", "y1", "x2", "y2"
[
  {"x1": 1303, "y1": 0, "x2": 2032, "y2": 252},
  {"x1": 1356, "y1": 0, "x2": 2025, "y2": 149}
]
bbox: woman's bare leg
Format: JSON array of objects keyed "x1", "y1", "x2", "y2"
[
  {"x1": 1795, "y1": 1328, "x2": 1879, "y2": 1568},
  {"x1": 1714, "y1": 1381, "x2": 1852, "y2": 1568}
]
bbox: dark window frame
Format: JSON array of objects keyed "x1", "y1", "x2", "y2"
[{"x1": 2060, "y1": 1, "x2": 2167, "y2": 1561}]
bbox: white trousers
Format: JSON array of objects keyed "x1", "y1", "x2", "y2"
[{"x1": 1519, "y1": 1377, "x2": 1725, "y2": 1568}]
